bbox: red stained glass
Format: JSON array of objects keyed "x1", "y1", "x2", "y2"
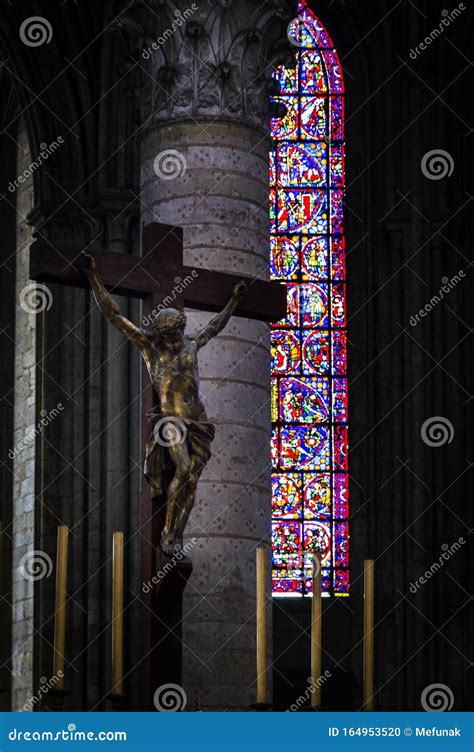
[
  {"x1": 333, "y1": 329, "x2": 347, "y2": 374},
  {"x1": 270, "y1": 236, "x2": 299, "y2": 280},
  {"x1": 272, "y1": 576, "x2": 303, "y2": 595},
  {"x1": 274, "y1": 63, "x2": 298, "y2": 95},
  {"x1": 333, "y1": 378, "x2": 348, "y2": 422},
  {"x1": 330, "y1": 189, "x2": 344, "y2": 234},
  {"x1": 272, "y1": 330, "x2": 300, "y2": 374},
  {"x1": 272, "y1": 473, "x2": 301, "y2": 518},
  {"x1": 300, "y1": 51, "x2": 328, "y2": 93},
  {"x1": 301, "y1": 284, "x2": 329, "y2": 328},
  {"x1": 301, "y1": 236, "x2": 329, "y2": 280},
  {"x1": 304, "y1": 474, "x2": 331, "y2": 518},
  {"x1": 330, "y1": 97, "x2": 344, "y2": 140},
  {"x1": 276, "y1": 189, "x2": 328, "y2": 234},
  {"x1": 333, "y1": 426, "x2": 348, "y2": 471},
  {"x1": 304, "y1": 569, "x2": 331, "y2": 594},
  {"x1": 334, "y1": 473, "x2": 349, "y2": 518},
  {"x1": 334, "y1": 522, "x2": 349, "y2": 567},
  {"x1": 334, "y1": 569, "x2": 350, "y2": 594},
  {"x1": 301, "y1": 97, "x2": 327, "y2": 140},
  {"x1": 272, "y1": 521, "x2": 302, "y2": 566},
  {"x1": 271, "y1": 0, "x2": 348, "y2": 596},
  {"x1": 331, "y1": 283, "x2": 346, "y2": 326},
  {"x1": 279, "y1": 376, "x2": 330, "y2": 424},
  {"x1": 304, "y1": 521, "x2": 332, "y2": 566},
  {"x1": 322, "y1": 48, "x2": 344, "y2": 93},
  {"x1": 302, "y1": 330, "x2": 330, "y2": 374},
  {"x1": 330, "y1": 143, "x2": 344, "y2": 188},
  {"x1": 276, "y1": 143, "x2": 327, "y2": 188},
  {"x1": 280, "y1": 425, "x2": 331, "y2": 471},
  {"x1": 296, "y1": 1, "x2": 336, "y2": 49},
  {"x1": 271, "y1": 97, "x2": 298, "y2": 140},
  {"x1": 331, "y1": 236, "x2": 346, "y2": 280},
  {"x1": 277, "y1": 284, "x2": 299, "y2": 328}
]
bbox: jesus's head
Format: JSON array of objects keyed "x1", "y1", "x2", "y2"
[{"x1": 150, "y1": 308, "x2": 186, "y2": 352}]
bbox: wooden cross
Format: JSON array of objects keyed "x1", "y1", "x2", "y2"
[{"x1": 30, "y1": 221, "x2": 286, "y2": 709}]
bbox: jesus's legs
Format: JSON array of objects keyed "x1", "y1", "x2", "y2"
[
  {"x1": 161, "y1": 439, "x2": 191, "y2": 555},
  {"x1": 174, "y1": 455, "x2": 205, "y2": 546}
]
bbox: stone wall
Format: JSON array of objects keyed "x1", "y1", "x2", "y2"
[{"x1": 10, "y1": 123, "x2": 35, "y2": 711}]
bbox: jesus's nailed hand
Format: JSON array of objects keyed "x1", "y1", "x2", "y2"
[
  {"x1": 76, "y1": 251, "x2": 96, "y2": 273},
  {"x1": 232, "y1": 280, "x2": 248, "y2": 299}
]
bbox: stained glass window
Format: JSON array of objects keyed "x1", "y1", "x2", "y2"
[{"x1": 270, "y1": 0, "x2": 349, "y2": 597}]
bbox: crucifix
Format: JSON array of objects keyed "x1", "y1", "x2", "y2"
[{"x1": 30, "y1": 221, "x2": 286, "y2": 709}]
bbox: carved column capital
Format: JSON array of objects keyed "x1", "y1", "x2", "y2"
[{"x1": 131, "y1": 0, "x2": 294, "y2": 130}]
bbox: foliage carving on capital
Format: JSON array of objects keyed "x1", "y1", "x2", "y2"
[{"x1": 117, "y1": 0, "x2": 294, "y2": 128}]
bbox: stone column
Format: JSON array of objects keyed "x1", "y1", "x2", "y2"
[
  {"x1": 10, "y1": 123, "x2": 35, "y2": 711},
  {"x1": 139, "y1": 0, "x2": 291, "y2": 710}
]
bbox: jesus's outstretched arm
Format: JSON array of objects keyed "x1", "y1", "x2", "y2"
[
  {"x1": 193, "y1": 280, "x2": 248, "y2": 349},
  {"x1": 77, "y1": 252, "x2": 149, "y2": 349}
]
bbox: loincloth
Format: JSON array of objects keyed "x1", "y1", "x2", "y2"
[{"x1": 144, "y1": 407, "x2": 215, "y2": 497}]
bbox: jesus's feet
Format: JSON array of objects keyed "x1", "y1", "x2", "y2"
[{"x1": 160, "y1": 530, "x2": 175, "y2": 556}]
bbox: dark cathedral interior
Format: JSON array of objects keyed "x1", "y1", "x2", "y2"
[{"x1": 0, "y1": 0, "x2": 472, "y2": 722}]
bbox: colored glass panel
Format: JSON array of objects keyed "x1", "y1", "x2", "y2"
[
  {"x1": 272, "y1": 329, "x2": 300, "y2": 374},
  {"x1": 302, "y1": 330, "x2": 330, "y2": 375},
  {"x1": 271, "y1": 0, "x2": 348, "y2": 596}
]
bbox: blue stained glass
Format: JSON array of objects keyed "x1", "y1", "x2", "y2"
[{"x1": 271, "y1": 0, "x2": 349, "y2": 597}]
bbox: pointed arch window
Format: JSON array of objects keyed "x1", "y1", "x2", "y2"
[{"x1": 270, "y1": 0, "x2": 349, "y2": 596}]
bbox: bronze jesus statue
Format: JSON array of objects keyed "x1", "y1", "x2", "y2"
[{"x1": 77, "y1": 252, "x2": 247, "y2": 555}]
